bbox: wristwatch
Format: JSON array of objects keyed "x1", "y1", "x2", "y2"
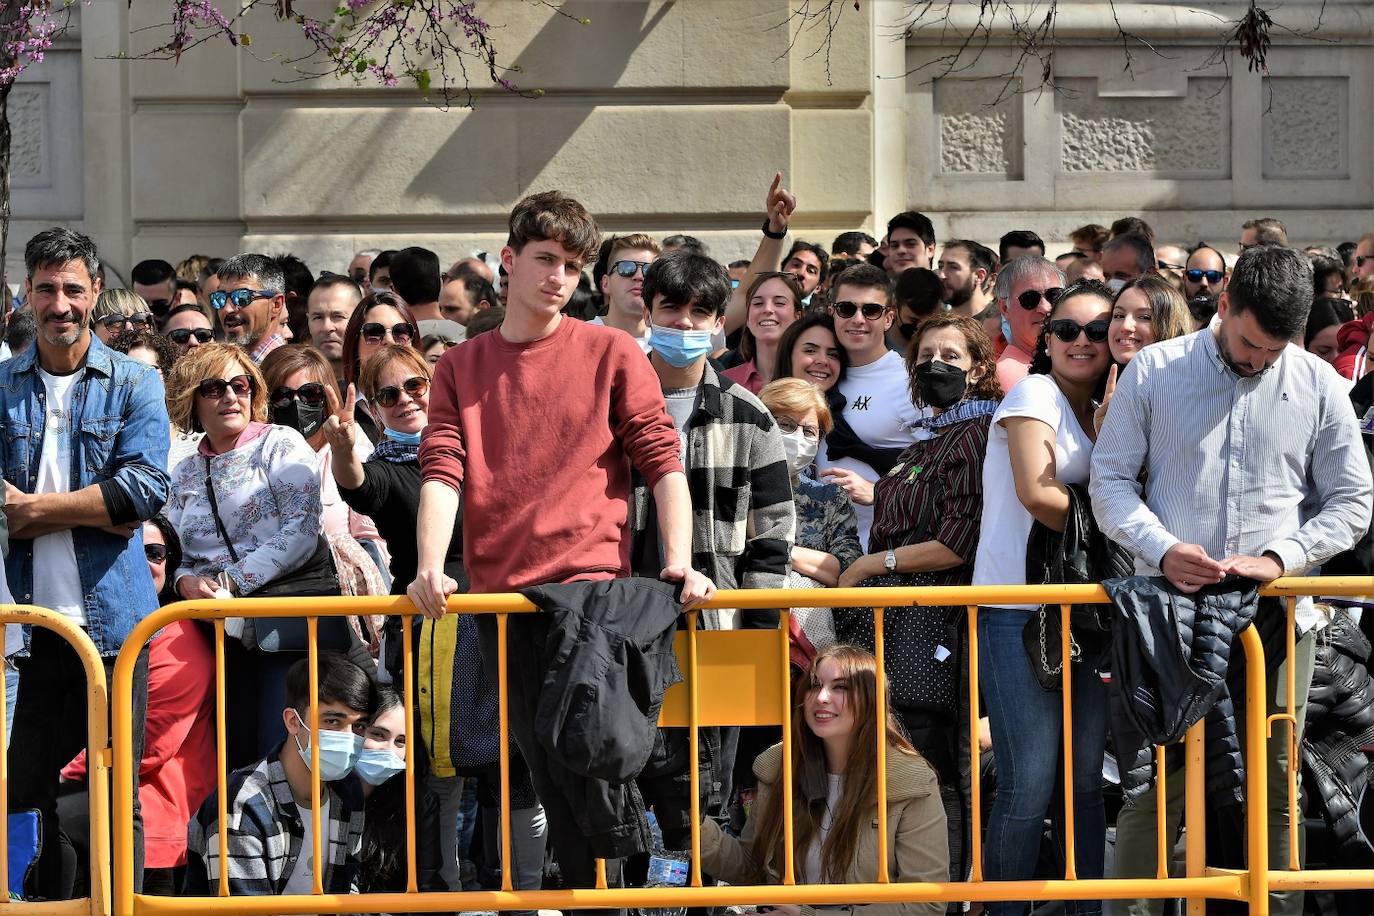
[{"x1": 884, "y1": 549, "x2": 897, "y2": 573}]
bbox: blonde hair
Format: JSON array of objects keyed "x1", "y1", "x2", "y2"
[
  {"x1": 93, "y1": 288, "x2": 148, "y2": 323},
  {"x1": 759, "y1": 378, "x2": 833, "y2": 436},
  {"x1": 358, "y1": 344, "x2": 433, "y2": 402},
  {"x1": 166, "y1": 342, "x2": 267, "y2": 432}
]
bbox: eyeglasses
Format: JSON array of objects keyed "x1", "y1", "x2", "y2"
[
  {"x1": 1157, "y1": 261, "x2": 1184, "y2": 272},
  {"x1": 271, "y1": 382, "x2": 329, "y2": 409},
  {"x1": 372, "y1": 376, "x2": 429, "y2": 408},
  {"x1": 196, "y1": 374, "x2": 256, "y2": 400},
  {"x1": 775, "y1": 416, "x2": 821, "y2": 441},
  {"x1": 209, "y1": 288, "x2": 279, "y2": 311},
  {"x1": 611, "y1": 260, "x2": 652, "y2": 279},
  {"x1": 361, "y1": 322, "x2": 414, "y2": 345},
  {"x1": 167, "y1": 327, "x2": 214, "y2": 345},
  {"x1": 1048, "y1": 318, "x2": 1110, "y2": 343},
  {"x1": 98, "y1": 312, "x2": 154, "y2": 329},
  {"x1": 1016, "y1": 287, "x2": 1063, "y2": 311},
  {"x1": 831, "y1": 300, "x2": 887, "y2": 321},
  {"x1": 1185, "y1": 268, "x2": 1225, "y2": 284},
  {"x1": 144, "y1": 544, "x2": 168, "y2": 565}
]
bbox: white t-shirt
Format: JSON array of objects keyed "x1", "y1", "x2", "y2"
[
  {"x1": 803, "y1": 773, "x2": 844, "y2": 884},
  {"x1": 281, "y1": 797, "x2": 331, "y2": 898},
  {"x1": 973, "y1": 373, "x2": 1095, "y2": 610},
  {"x1": 815, "y1": 349, "x2": 929, "y2": 550},
  {"x1": 588, "y1": 316, "x2": 653, "y2": 354},
  {"x1": 32, "y1": 368, "x2": 85, "y2": 626}
]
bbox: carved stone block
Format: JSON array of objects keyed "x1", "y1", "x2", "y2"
[
  {"x1": 1057, "y1": 77, "x2": 1229, "y2": 177},
  {"x1": 9, "y1": 84, "x2": 49, "y2": 187},
  {"x1": 1262, "y1": 76, "x2": 1347, "y2": 179},
  {"x1": 934, "y1": 78, "x2": 1023, "y2": 178}
]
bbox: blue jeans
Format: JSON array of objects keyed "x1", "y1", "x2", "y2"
[{"x1": 979, "y1": 608, "x2": 1107, "y2": 916}]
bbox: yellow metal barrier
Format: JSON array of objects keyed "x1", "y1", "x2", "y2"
[
  {"x1": 106, "y1": 578, "x2": 1374, "y2": 916},
  {"x1": 0, "y1": 605, "x2": 112, "y2": 916}
]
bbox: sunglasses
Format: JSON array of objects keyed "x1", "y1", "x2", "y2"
[
  {"x1": 1016, "y1": 287, "x2": 1063, "y2": 310},
  {"x1": 1356, "y1": 255, "x2": 1374, "y2": 269},
  {"x1": 831, "y1": 300, "x2": 887, "y2": 321},
  {"x1": 144, "y1": 543, "x2": 168, "y2": 565},
  {"x1": 1157, "y1": 260, "x2": 1184, "y2": 272},
  {"x1": 361, "y1": 322, "x2": 414, "y2": 344},
  {"x1": 1048, "y1": 318, "x2": 1110, "y2": 343},
  {"x1": 209, "y1": 287, "x2": 279, "y2": 311},
  {"x1": 611, "y1": 260, "x2": 652, "y2": 279},
  {"x1": 271, "y1": 382, "x2": 329, "y2": 409},
  {"x1": 196, "y1": 374, "x2": 256, "y2": 400},
  {"x1": 373, "y1": 376, "x2": 429, "y2": 408},
  {"x1": 98, "y1": 312, "x2": 154, "y2": 329},
  {"x1": 1185, "y1": 268, "x2": 1224, "y2": 284},
  {"x1": 167, "y1": 327, "x2": 214, "y2": 345}
]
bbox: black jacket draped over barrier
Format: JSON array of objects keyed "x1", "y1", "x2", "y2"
[
  {"x1": 1104, "y1": 575, "x2": 1287, "y2": 804},
  {"x1": 481, "y1": 577, "x2": 683, "y2": 859}
]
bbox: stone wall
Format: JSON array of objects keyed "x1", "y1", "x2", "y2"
[{"x1": 7, "y1": 0, "x2": 1374, "y2": 285}]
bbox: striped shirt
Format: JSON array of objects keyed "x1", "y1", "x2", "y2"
[{"x1": 1089, "y1": 327, "x2": 1373, "y2": 632}]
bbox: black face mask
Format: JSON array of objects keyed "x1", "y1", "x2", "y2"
[
  {"x1": 271, "y1": 400, "x2": 325, "y2": 439},
  {"x1": 913, "y1": 359, "x2": 969, "y2": 410}
]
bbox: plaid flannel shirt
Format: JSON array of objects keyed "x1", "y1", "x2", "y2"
[
  {"x1": 631, "y1": 362, "x2": 795, "y2": 628},
  {"x1": 184, "y1": 746, "x2": 364, "y2": 896}
]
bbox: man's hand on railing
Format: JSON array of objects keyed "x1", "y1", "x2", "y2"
[
  {"x1": 661, "y1": 564, "x2": 715, "y2": 611},
  {"x1": 408, "y1": 568, "x2": 458, "y2": 619},
  {"x1": 1219, "y1": 552, "x2": 1284, "y2": 584},
  {"x1": 1160, "y1": 543, "x2": 1226, "y2": 593}
]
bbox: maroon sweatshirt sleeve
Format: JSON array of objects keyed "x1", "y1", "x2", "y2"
[
  {"x1": 608, "y1": 335, "x2": 683, "y2": 489},
  {"x1": 419, "y1": 348, "x2": 467, "y2": 492}
]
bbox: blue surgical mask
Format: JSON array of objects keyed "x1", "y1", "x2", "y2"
[
  {"x1": 354, "y1": 747, "x2": 407, "y2": 786},
  {"x1": 292, "y1": 714, "x2": 363, "y2": 782},
  {"x1": 648, "y1": 324, "x2": 714, "y2": 368},
  {"x1": 383, "y1": 426, "x2": 422, "y2": 445},
  {"x1": 999, "y1": 314, "x2": 1013, "y2": 346}
]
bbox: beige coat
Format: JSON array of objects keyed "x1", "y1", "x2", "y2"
[{"x1": 701, "y1": 741, "x2": 949, "y2": 916}]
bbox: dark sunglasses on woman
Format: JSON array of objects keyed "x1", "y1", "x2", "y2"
[
  {"x1": 98, "y1": 312, "x2": 154, "y2": 329},
  {"x1": 372, "y1": 376, "x2": 429, "y2": 408},
  {"x1": 1017, "y1": 287, "x2": 1063, "y2": 310},
  {"x1": 196, "y1": 375, "x2": 256, "y2": 400},
  {"x1": 270, "y1": 382, "x2": 329, "y2": 409},
  {"x1": 167, "y1": 328, "x2": 214, "y2": 345},
  {"x1": 361, "y1": 322, "x2": 414, "y2": 344},
  {"x1": 1047, "y1": 318, "x2": 1110, "y2": 343},
  {"x1": 144, "y1": 544, "x2": 168, "y2": 565}
]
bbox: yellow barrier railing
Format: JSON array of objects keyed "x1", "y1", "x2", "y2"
[
  {"x1": 100, "y1": 578, "x2": 1374, "y2": 916},
  {"x1": 0, "y1": 605, "x2": 111, "y2": 916}
]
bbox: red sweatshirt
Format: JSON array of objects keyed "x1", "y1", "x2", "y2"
[{"x1": 420, "y1": 317, "x2": 683, "y2": 594}]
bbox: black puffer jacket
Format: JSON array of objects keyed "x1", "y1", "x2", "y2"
[{"x1": 1303, "y1": 611, "x2": 1374, "y2": 868}]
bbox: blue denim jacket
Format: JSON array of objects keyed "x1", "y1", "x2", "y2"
[{"x1": 0, "y1": 337, "x2": 170, "y2": 655}]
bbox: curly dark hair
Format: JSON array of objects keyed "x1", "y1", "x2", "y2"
[
  {"x1": 905, "y1": 314, "x2": 1003, "y2": 407},
  {"x1": 1028, "y1": 279, "x2": 1115, "y2": 376},
  {"x1": 107, "y1": 327, "x2": 179, "y2": 373}
]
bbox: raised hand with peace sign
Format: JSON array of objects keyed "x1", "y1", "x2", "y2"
[{"x1": 325, "y1": 383, "x2": 366, "y2": 490}]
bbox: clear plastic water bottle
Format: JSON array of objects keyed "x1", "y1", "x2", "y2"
[{"x1": 638, "y1": 810, "x2": 689, "y2": 916}]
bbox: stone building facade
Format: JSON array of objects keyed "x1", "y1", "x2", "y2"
[{"x1": 7, "y1": 0, "x2": 1372, "y2": 283}]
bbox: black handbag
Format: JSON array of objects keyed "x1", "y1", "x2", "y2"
[{"x1": 203, "y1": 456, "x2": 350, "y2": 653}]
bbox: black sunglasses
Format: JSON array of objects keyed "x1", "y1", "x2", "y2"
[
  {"x1": 611, "y1": 260, "x2": 652, "y2": 279},
  {"x1": 361, "y1": 322, "x2": 414, "y2": 344},
  {"x1": 271, "y1": 382, "x2": 329, "y2": 409},
  {"x1": 831, "y1": 300, "x2": 886, "y2": 321},
  {"x1": 1185, "y1": 268, "x2": 1224, "y2": 284},
  {"x1": 209, "y1": 287, "x2": 279, "y2": 311},
  {"x1": 98, "y1": 312, "x2": 154, "y2": 329},
  {"x1": 1017, "y1": 287, "x2": 1063, "y2": 311},
  {"x1": 1048, "y1": 318, "x2": 1110, "y2": 343},
  {"x1": 196, "y1": 374, "x2": 256, "y2": 400},
  {"x1": 144, "y1": 544, "x2": 168, "y2": 564},
  {"x1": 1357, "y1": 255, "x2": 1374, "y2": 268},
  {"x1": 167, "y1": 328, "x2": 214, "y2": 345},
  {"x1": 373, "y1": 376, "x2": 429, "y2": 408}
]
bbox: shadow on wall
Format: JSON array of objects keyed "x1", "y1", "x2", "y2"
[{"x1": 407, "y1": 0, "x2": 672, "y2": 208}]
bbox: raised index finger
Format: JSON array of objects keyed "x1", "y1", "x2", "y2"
[
  {"x1": 767, "y1": 171, "x2": 782, "y2": 202},
  {"x1": 339, "y1": 383, "x2": 357, "y2": 422}
]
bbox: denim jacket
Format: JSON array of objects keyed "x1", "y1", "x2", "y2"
[{"x1": 0, "y1": 337, "x2": 170, "y2": 655}]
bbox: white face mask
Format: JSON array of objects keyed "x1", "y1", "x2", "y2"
[
  {"x1": 781, "y1": 428, "x2": 818, "y2": 476},
  {"x1": 1107, "y1": 277, "x2": 1127, "y2": 294}
]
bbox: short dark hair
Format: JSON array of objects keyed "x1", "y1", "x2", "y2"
[
  {"x1": 1311, "y1": 255, "x2": 1347, "y2": 299},
  {"x1": 508, "y1": 190, "x2": 601, "y2": 262},
  {"x1": 217, "y1": 253, "x2": 284, "y2": 292},
  {"x1": 831, "y1": 262, "x2": 893, "y2": 305},
  {"x1": 785, "y1": 239, "x2": 829, "y2": 275},
  {"x1": 25, "y1": 227, "x2": 100, "y2": 283},
  {"x1": 6, "y1": 309, "x2": 36, "y2": 353},
  {"x1": 370, "y1": 250, "x2": 396, "y2": 282},
  {"x1": 1242, "y1": 217, "x2": 1288, "y2": 247},
  {"x1": 1102, "y1": 233, "x2": 1156, "y2": 276},
  {"x1": 1069, "y1": 224, "x2": 1110, "y2": 251},
  {"x1": 998, "y1": 230, "x2": 1045, "y2": 261},
  {"x1": 893, "y1": 268, "x2": 944, "y2": 319},
  {"x1": 108, "y1": 328, "x2": 178, "y2": 372},
  {"x1": 274, "y1": 254, "x2": 314, "y2": 302},
  {"x1": 390, "y1": 246, "x2": 442, "y2": 306},
  {"x1": 462, "y1": 274, "x2": 499, "y2": 310},
  {"x1": 943, "y1": 240, "x2": 998, "y2": 281},
  {"x1": 1227, "y1": 245, "x2": 1313, "y2": 339},
  {"x1": 885, "y1": 211, "x2": 935, "y2": 248},
  {"x1": 1110, "y1": 216, "x2": 1156, "y2": 247},
  {"x1": 198, "y1": 258, "x2": 225, "y2": 285},
  {"x1": 284, "y1": 651, "x2": 377, "y2": 716},
  {"x1": 1338, "y1": 241, "x2": 1358, "y2": 266},
  {"x1": 311, "y1": 272, "x2": 363, "y2": 298},
  {"x1": 131, "y1": 259, "x2": 176, "y2": 288},
  {"x1": 642, "y1": 251, "x2": 731, "y2": 316},
  {"x1": 832, "y1": 231, "x2": 879, "y2": 257},
  {"x1": 727, "y1": 259, "x2": 751, "y2": 270},
  {"x1": 661, "y1": 234, "x2": 708, "y2": 256}
]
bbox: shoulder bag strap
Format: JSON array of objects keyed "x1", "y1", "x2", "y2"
[{"x1": 204, "y1": 455, "x2": 241, "y2": 564}]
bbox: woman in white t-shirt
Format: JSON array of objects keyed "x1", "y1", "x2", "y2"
[{"x1": 971, "y1": 279, "x2": 1114, "y2": 916}]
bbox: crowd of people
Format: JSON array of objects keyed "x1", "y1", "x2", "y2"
[{"x1": 3, "y1": 174, "x2": 1374, "y2": 916}]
